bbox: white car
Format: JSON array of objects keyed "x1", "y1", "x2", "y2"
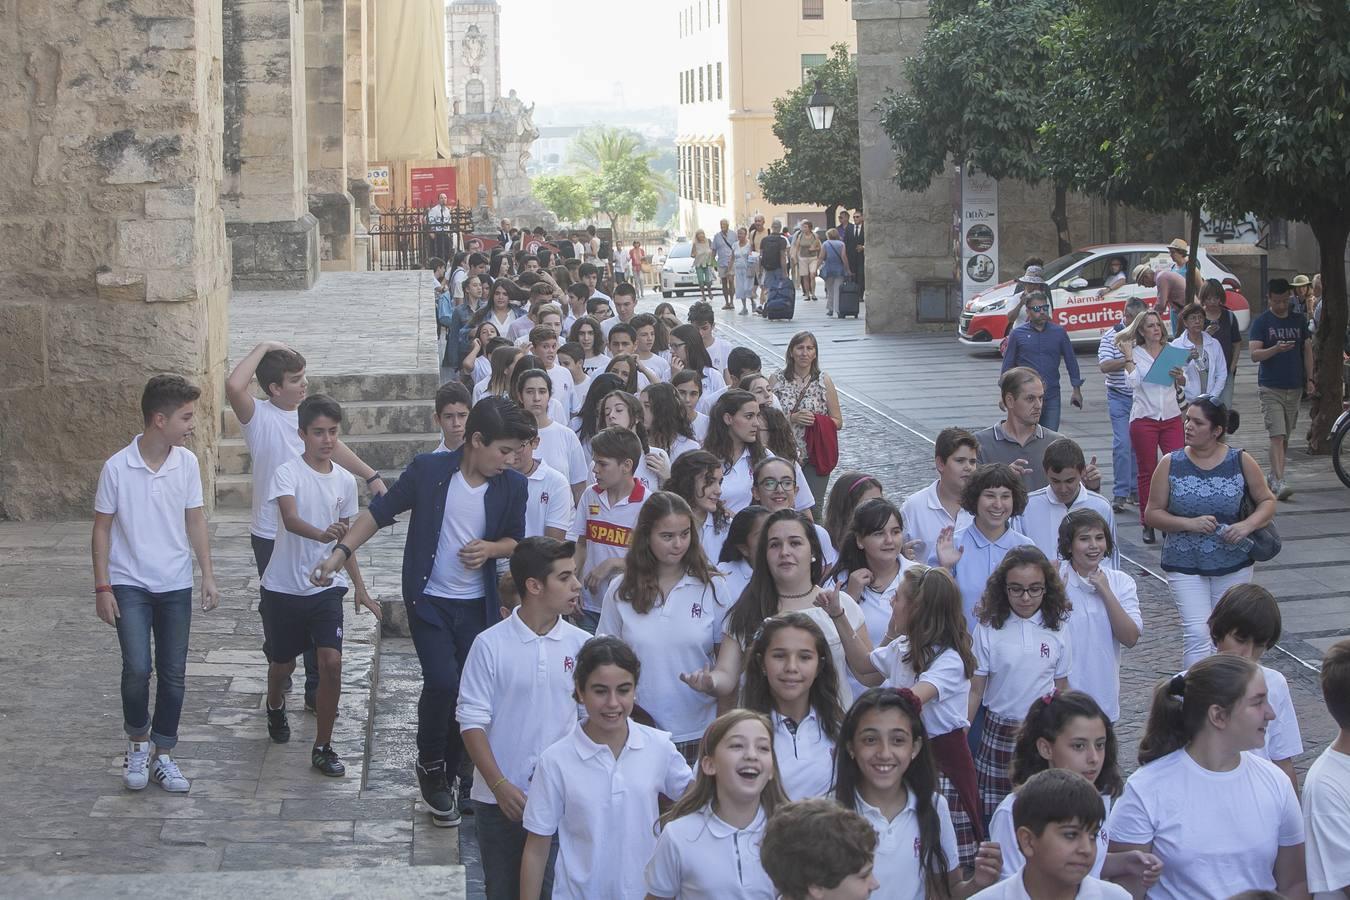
[
  {"x1": 958, "y1": 243, "x2": 1250, "y2": 347},
  {"x1": 660, "y1": 242, "x2": 698, "y2": 298}
]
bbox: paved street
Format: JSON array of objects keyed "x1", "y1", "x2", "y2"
[{"x1": 1, "y1": 272, "x2": 1342, "y2": 891}]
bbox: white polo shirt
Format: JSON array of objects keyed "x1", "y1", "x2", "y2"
[
  {"x1": 721, "y1": 559, "x2": 753, "y2": 605},
  {"x1": 597, "y1": 573, "x2": 731, "y2": 742},
  {"x1": 870, "y1": 638, "x2": 971, "y2": 737},
  {"x1": 970, "y1": 872, "x2": 1130, "y2": 900},
  {"x1": 1253, "y1": 664, "x2": 1304, "y2": 764},
  {"x1": 238, "y1": 399, "x2": 303, "y2": 539},
  {"x1": 832, "y1": 561, "x2": 916, "y2": 664},
  {"x1": 1059, "y1": 562, "x2": 1141, "y2": 723},
  {"x1": 692, "y1": 411, "x2": 710, "y2": 442},
  {"x1": 857, "y1": 791, "x2": 960, "y2": 900},
  {"x1": 733, "y1": 599, "x2": 866, "y2": 711},
  {"x1": 700, "y1": 514, "x2": 729, "y2": 566},
  {"x1": 261, "y1": 458, "x2": 357, "y2": 596},
  {"x1": 645, "y1": 805, "x2": 775, "y2": 900},
  {"x1": 636, "y1": 446, "x2": 670, "y2": 493},
  {"x1": 94, "y1": 437, "x2": 204, "y2": 593},
  {"x1": 523, "y1": 460, "x2": 574, "y2": 539},
  {"x1": 990, "y1": 791, "x2": 1112, "y2": 880},
  {"x1": 523, "y1": 720, "x2": 694, "y2": 900},
  {"x1": 973, "y1": 611, "x2": 1072, "y2": 719},
  {"x1": 546, "y1": 364, "x2": 575, "y2": 410},
  {"x1": 719, "y1": 449, "x2": 815, "y2": 515},
  {"x1": 1013, "y1": 486, "x2": 1119, "y2": 568},
  {"x1": 706, "y1": 337, "x2": 732, "y2": 372},
  {"x1": 1302, "y1": 746, "x2": 1350, "y2": 898},
  {"x1": 568, "y1": 480, "x2": 649, "y2": 611},
  {"x1": 536, "y1": 419, "x2": 589, "y2": 487},
  {"x1": 639, "y1": 353, "x2": 672, "y2": 383},
  {"x1": 1108, "y1": 750, "x2": 1304, "y2": 900},
  {"x1": 771, "y1": 708, "x2": 835, "y2": 800},
  {"x1": 455, "y1": 609, "x2": 590, "y2": 806},
  {"x1": 899, "y1": 479, "x2": 973, "y2": 562}
]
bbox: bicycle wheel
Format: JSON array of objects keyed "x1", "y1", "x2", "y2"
[{"x1": 1333, "y1": 409, "x2": 1350, "y2": 489}]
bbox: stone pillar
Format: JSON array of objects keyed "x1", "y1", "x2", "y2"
[
  {"x1": 855, "y1": 0, "x2": 956, "y2": 334},
  {"x1": 305, "y1": 0, "x2": 355, "y2": 269},
  {"x1": 221, "y1": 0, "x2": 320, "y2": 290},
  {"x1": 0, "y1": 0, "x2": 231, "y2": 518},
  {"x1": 345, "y1": 0, "x2": 372, "y2": 228}
]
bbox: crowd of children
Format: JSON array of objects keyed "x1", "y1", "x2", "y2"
[{"x1": 91, "y1": 266, "x2": 1349, "y2": 899}]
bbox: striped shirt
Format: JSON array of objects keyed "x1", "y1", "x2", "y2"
[{"x1": 1097, "y1": 322, "x2": 1131, "y2": 393}]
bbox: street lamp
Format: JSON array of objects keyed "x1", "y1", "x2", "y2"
[{"x1": 806, "y1": 79, "x2": 835, "y2": 131}]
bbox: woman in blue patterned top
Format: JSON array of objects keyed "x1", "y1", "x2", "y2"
[{"x1": 1143, "y1": 396, "x2": 1277, "y2": 667}]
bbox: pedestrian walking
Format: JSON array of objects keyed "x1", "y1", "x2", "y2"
[
  {"x1": 1098, "y1": 296, "x2": 1147, "y2": 513},
  {"x1": 768, "y1": 331, "x2": 843, "y2": 517},
  {"x1": 1000, "y1": 289, "x2": 1083, "y2": 431},
  {"x1": 1117, "y1": 310, "x2": 1186, "y2": 543}
]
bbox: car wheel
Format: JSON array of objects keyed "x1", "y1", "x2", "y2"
[{"x1": 661, "y1": 290, "x2": 672, "y2": 298}]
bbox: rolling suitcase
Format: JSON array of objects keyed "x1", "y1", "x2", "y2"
[{"x1": 837, "y1": 278, "x2": 861, "y2": 318}]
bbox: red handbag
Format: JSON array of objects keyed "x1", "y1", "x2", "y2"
[{"x1": 804, "y1": 413, "x2": 839, "y2": 475}]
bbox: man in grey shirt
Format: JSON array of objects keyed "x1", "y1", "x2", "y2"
[{"x1": 975, "y1": 367, "x2": 1101, "y2": 493}]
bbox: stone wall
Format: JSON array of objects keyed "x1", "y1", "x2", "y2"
[
  {"x1": 305, "y1": 0, "x2": 355, "y2": 269},
  {"x1": 0, "y1": 0, "x2": 231, "y2": 519},
  {"x1": 854, "y1": 0, "x2": 1181, "y2": 334}
]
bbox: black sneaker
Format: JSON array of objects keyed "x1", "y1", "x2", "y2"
[
  {"x1": 458, "y1": 775, "x2": 474, "y2": 816},
  {"x1": 415, "y1": 760, "x2": 460, "y2": 827},
  {"x1": 267, "y1": 702, "x2": 291, "y2": 743},
  {"x1": 311, "y1": 744, "x2": 346, "y2": 777}
]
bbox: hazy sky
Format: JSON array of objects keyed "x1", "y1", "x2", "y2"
[{"x1": 499, "y1": 0, "x2": 678, "y2": 109}]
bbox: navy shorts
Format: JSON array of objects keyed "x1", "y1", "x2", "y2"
[{"x1": 260, "y1": 586, "x2": 346, "y2": 663}]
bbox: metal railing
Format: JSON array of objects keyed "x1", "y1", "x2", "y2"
[{"x1": 367, "y1": 206, "x2": 475, "y2": 271}]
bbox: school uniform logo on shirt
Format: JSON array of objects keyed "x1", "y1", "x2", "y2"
[
  {"x1": 540, "y1": 491, "x2": 550, "y2": 506},
  {"x1": 1040, "y1": 642, "x2": 1050, "y2": 658},
  {"x1": 563, "y1": 656, "x2": 575, "y2": 672},
  {"x1": 587, "y1": 521, "x2": 633, "y2": 547},
  {"x1": 914, "y1": 836, "x2": 921, "y2": 858},
  {"x1": 690, "y1": 602, "x2": 703, "y2": 619},
  {"x1": 588, "y1": 503, "x2": 601, "y2": 516}
]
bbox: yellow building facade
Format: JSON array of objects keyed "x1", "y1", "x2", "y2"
[{"x1": 674, "y1": 0, "x2": 855, "y2": 235}]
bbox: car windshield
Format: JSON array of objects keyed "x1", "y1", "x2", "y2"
[
  {"x1": 667, "y1": 244, "x2": 692, "y2": 259},
  {"x1": 1042, "y1": 251, "x2": 1092, "y2": 279}
]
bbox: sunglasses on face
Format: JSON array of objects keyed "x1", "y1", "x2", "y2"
[{"x1": 1028, "y1": 304, "x2": 1050, "y2": 313}]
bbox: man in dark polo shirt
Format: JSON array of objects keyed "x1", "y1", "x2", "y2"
[{"x1": 975, "y1": 367, "x2": 1101, "y2": 493}]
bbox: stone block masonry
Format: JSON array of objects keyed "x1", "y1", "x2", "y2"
[{"x1": 0, "y1": 1, "x2": 230, "y2": 520}]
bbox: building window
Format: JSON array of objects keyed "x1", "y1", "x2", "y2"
[
  {"x1": 706, "y1": 64, "x2": 713, "y2": 101},
  {"x1": 466, "y1": 79, "x2": 485, "y2": 114},
  {"x1": 802, "y1": 0, "x2": 824, "y2": 19},
  {"x1": 702, "y1": 149, "x2": 712, "y2": 205},
  {"x1": 678, "y1": 72, "x2": 684, "y2": 104},
  {"x1": 800, "y1": 53, "x2": 827, "y2": 84},
  {"x1": 698, "y1": 67, "x2": 704, "y2": 101},
  {"x1": 711, "y1": 147, "x2": 722, "y2": 204},
  {"x1": 716, "y1": 62, "x2": 723, "y2": 99},
  {"x1": 716, "y1": 0, "x2": 721, "y2": 23}
]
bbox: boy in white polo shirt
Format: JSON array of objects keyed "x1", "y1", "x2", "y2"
[
  {"x1": 901, "y1": 426, "x2": 978, "y2": 561},
  {"x1": 1013, "y1": 437, "x2": 1117, "y2": 567},
  {"x1": 260, "y1": 395, "x2": 380, "y2": 777},
  {"x1": 457, "y1": 537, "x2": 589, "y2": 900},
  {"x1": 511, "y1": 432, "x2": 573, "y2": 542},
  {"x1": 568, "y1": 427, "x2": 648, "y2": 633},
  {"x1": 93, "y1": 375, "x2": 220, "y2": 794},
  {"x1": 1303, "y1": 639, "x2": 1350, "y2": 900}
]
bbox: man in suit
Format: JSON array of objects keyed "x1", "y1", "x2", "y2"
[
  {"x1": 844, "y1": 209, "x2": 865, "y2": 298},
  {"x1": 496, "y1": 219, "x2": 512, "y2": 250}
]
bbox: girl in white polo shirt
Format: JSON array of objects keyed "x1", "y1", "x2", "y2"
[
  {"x1": 1107, "y1": 655, "x2": 1308, "y2": 900},
  {"x1": 598, "y1": 492, "x2": 731, "y2": 763},
  {"x1": 738, "y1": 613, "x2": 844, "y2": 799},
  {"x1": 704, "y1": 390, "x2": 816, "y2": 516},
  {"x1": 641, "y1": 382, "x2": 700, "y2": 461},
  {"x1": 968, "y1": 547, "x2": 1072, "y2": 821},
  {"x1": 825, "y1": 565, "x2": 985, "y2": 869},
  {"x1": 1057, "y1": 509, "x2": 1142, "y2": 724},
  {"x1": 645, "y1": 710, "x2": 786, "y2": 900},
  {"x1": 833, "y1": 688, "x2": 1002, "y2": 900},
  {"x1": 988, "y1": 691, "x2": 1162, "y2": 890},
  {"x1": 520, "y1": 636, "x2": 694, "y2": 900},
  {"x1": 666, "y1": 450, "x2": 732, "y2": 564},
  {"x1": 752, "y1": 456, "x2": 837, "y2": 569},
  {"x1": 826, "y1": 498, "x2": 915, "y2": 677},
  {"x1": 717, "y1": 505, "x2": 770, "y2": 605},
  {"x1": 598, "y1": 389, "x2": 670, "y2": 492}
]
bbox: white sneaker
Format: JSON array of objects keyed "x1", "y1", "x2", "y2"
[
  {"x1": 151, "y1": 754, "x2": 190, "y2": 793},
  {"x1": 123, "y1": 740, "x2": 151, "y2": 790},
  {"x1": 1277, "y1": 479, "x2": 1294, "y2": 500}
]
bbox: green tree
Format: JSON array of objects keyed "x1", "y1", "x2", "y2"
[
  {"x1": 878, "y1": 0, "x2": 1075, "y2": 254},
  {"x1": 531, "y1": 174, "x2": 591, "y2": 224},
  {"x1": 563, "y1": 126, "x2": 673, "y2": 240},
  {"x1": 759, "y1": 44, "x2": 861, "y2": 228},
  {"x1": 1042, "y1": 0, "x2": 1350, "y2": 449}
]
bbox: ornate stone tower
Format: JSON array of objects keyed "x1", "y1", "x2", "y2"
[{"x1": 445, "y1": 0, "x2": 501, "y2": 119}]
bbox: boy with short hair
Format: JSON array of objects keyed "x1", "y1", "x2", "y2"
[
  {"x1": 260, "y1": 394, "x2": 380, "y2": 776},
  {"x1": 310, "y1": 396, "x2": 535, "y2": 827},
  {"x1": 529, "y1": 324, "x2": 572, "y2": 410},
  {"x1": 1014, "y1": 437, "x2": 1117, "y2": 567},
  {"x1": 901, "y1": 426, "x2": 979, "y2": 559},
  {"x1": 457, "y1": 537, "x2": 589, "y2": 899},
  {"x1": 93, "y1": 375, "x2": 220, "y2": 793},
  {"x1": 630, "y1": 313, "x2": 672, "y2": 382},
  {"x1": 971, "y1": 769, "x2": 1130, "y2": 898},
  {"x1": 699, "y1": 345, "x2": 762, "y2": 414},
  {"x1": 687, "y1": 300, "x2": 731, "y2": 371},
  {"x1": 434, "y1": 381, "x2": 472, "y2": 453},
  {"x1": 585, "y1": 295, "x2": 613, "y2": 323},
  {"x1": 1302, "y1": 638, "x2": 1350, "y2": 899},
  {"x1": 578, "y1": 262, "x2": 610, "y2": 303},
  {"x1": 1207, "y1": 585, "x2": 1304, "y2": 792},
  {"x1": 568, "y1": 426, "x2": 648, "y2": 632},
  {"x1": 606, "y1": 322, "x2": 638, "y2": 359},
  {"x1": 225, "y1": 341, "x2": 384, "y2": 711},
  {"x1": 564, "y1": 282, "x2": 590, "y2": 330},
  {"x1": 760, "y1": 798, "x2": 880, "y2": 900},
  {"x1": 557, "y1": 341, "x2": 590, "y2": 420}
]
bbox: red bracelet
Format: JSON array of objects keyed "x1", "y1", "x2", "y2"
[{"x1": 94, "y1": 585, "x2": 113, "y2": 594}]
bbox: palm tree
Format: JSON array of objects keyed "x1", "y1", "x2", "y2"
[{"x1": 566, "y1": 127, "x2": 674, "y2": 239}]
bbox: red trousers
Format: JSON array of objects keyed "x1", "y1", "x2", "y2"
[
  {"x1": 1129, "y1": 416, "x2": 1184, "y2": 524},
  {"x1": 930, "y1": 728, "x2": 987, "y2": 842}
]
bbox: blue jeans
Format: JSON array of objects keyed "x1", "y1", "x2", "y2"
[
  {"x1": 113, "y1": 585, "x2": 192, "y2": 749},
  {"x1": 1038, "y1": 389, "x2": 1062, "y2": 431},
  {"x1": 408, "y1": 595, "x2": 487, "y2": 770},
  {"x1": 475, "y1": 800, "x2": 559, "y2": 900},
  {"x1": 1107, "y1": 388, "x2": 1138, "y2": 499},
  {"x1": 252, "y1": 534, "x2": 319, "y2": 697}
]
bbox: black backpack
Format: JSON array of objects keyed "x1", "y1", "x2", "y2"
[{"x1": 598, "y1": 239, "x2": 612, "y2": 262}]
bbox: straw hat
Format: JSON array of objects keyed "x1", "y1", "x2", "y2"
[
  {"x1": 1018, "y1": 265, "x2": 1047, "y2": 285},
  {"x1": 1290, "y1": 274, "x2": 1311, "y2": 287},
  {"x1": 1167, "y1": 238, "x2": 1190, "y2": 254}
]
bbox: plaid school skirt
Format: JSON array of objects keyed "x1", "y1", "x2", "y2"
[
  {"x1": 974, "y1": 709, "x2": 1021, "y2": 823},
  {"x1": 675, "y1": 738, "x2": 702, "y2": 767}
]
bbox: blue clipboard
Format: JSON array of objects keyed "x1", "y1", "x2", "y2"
[{"x1": 1143, "y1": 344, "x2": 1191, "y2": 385}]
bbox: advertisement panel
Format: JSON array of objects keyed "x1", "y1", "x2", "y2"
[
  {"x1": 410, "y1": 166, "x2": 457, "y2": 209},
  {"x1": 960, "y1": 167, "x2": 999, "y2": 306}
]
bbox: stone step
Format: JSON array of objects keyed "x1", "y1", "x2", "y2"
[
  {"x1": 2, "y1": 865, "x2": 467, "y2": 898},
  {"x1": 299, "y1": 371, "x2": 440, "y2": 403},
  {"x1": 215, "y1": 467, "x2": 406, "y2": 508},
  {"x1": 218, "y1": 433, "x2": 439, "y2": 476},
  {"x1": 222, "y1": 399, "x2": 439, "y2": 438}
]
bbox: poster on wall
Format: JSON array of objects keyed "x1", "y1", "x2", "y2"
[
  {"x1": 410, "y1": 166, "x2": 457, "y2": 210},
  {"x1": 960, "y1": 167, "x2": 999, "y2": 305},
  {"x1": 367, "y1": 165, "x2": 391, "y2": 195}
]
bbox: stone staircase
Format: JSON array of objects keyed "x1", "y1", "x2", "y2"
[{"x1": 215, "y1": 372, "x2": 444, "y2": 509}]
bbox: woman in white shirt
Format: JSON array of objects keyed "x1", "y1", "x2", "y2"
[
  {"x1": 717, "y1": 504, "x2": 770, "y2": 606},
  {"x1": 1107, "y1": 654, "x2": 1309, "y2": 900},
  {"x1": 1117, "y1": 309, "x2": 1186, "y2": 543},
  {"x1": 1171, "y1": 302, "x2": 1228, "y2": 403},
  {"x1": 641, "y1": 382, "x2": 701, "y2": 462}
]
